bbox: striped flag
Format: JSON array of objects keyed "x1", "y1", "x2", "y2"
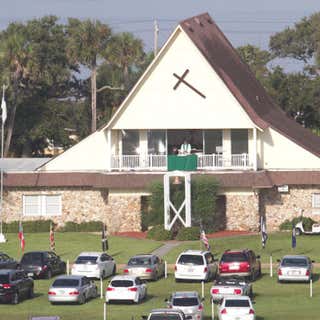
[
  {"x1": 101, "y1": 223, "x2": 108, "y2": 252},
  {"x1": 200, "y1": 229, "x2": 210, "y2": 250},
  {"x1": 261, "y1": 216, "x2": 268, "y2": 248},
  {"x1": 50, "y1": 222, "x2": 55, "y2": 251},
  {"x1": 18, "y1": 221, "x2": 25, "y2": 252},
  {"x1": 1, "y1": 91, "x2": 7, "y2": 125},
  {"x1": 292, "y1": 225, "x2": 297, "y2": 249}
]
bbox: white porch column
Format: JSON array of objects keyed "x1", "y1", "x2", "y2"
[
  {"x1": 106, "y1": 129, "x2": 111, "y2": 171},
  {"x1": 223, "y1": 129, "x2": 231, "y2": 167},
  {"x1": 140, "y1": 130, "x2": 148, "y2": 168},
  {"x1": 253, "y1": 127, "x2": 257, "y2": 171}
]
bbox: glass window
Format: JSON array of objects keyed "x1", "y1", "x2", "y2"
[
  {"x1": 225, "y1": 299, "x2": 250, "y2": 307},
  {"x1": 122, "y1": 130, "x2": 139, "y2": 155},
  {"x1": 204, "y1": 130, "x2": 223, "y2": 154},
  {"x1": 148, "y1": 130, "x2": 166, "y2": 155},
  {"x1": 75, "y1": 256, "x2": 98, "y2": 264},
  {"x1": 231, "y1": 129, "x2": 248, "y2": 154},
  {"x1": 110, "y1": 280, "x2": 134, "y2": 287},
  {"x1": 312, "y1": 194, "x2": 320, "y2": 208},
  {"x1": 52, "y1": 279, "x2": 79, "y2": 287},
  {"x1": 23, "y1": 195, "x2": 61, "y2": 216},
  {"x1": 177, "y1": 255, "x2": 204, "y2": 265},
  {"x1": 173, "y1": 297, "x2": 199, "y2": 306}
]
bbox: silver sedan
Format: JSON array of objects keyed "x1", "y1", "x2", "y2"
[{"x1": 48, "y1": 275, "x2": 98, "y2": 304}]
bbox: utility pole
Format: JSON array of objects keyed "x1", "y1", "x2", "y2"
[{"x1": 154, "y1": 19, "x2": 159, "y2": 57}]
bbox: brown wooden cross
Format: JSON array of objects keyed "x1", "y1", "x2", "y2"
[{"x1": 173, "y1": 69, "x2": 206, "y2": 99}]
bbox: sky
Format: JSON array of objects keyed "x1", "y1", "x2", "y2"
[{"x1": 1, "y1": 0, "x2": 320, "y2": 71}]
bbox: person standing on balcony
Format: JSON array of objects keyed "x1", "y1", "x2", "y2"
[{"x1": 180, "y1": 140, "x2": 191, "y2": 155}]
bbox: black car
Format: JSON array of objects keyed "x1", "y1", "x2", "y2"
[
  {"x1": 0, "y1": 252, "x2": 18, "y2": 269},
  {"x1": 0, "y1": 269, "x2": 34, "y2": 304},
  {"x1": 20, "y1": 251, "x2": 66, "y2": 279}
]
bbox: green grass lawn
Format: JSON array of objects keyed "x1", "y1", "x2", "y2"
[
  {"x1": 164, "y1": 232, "x2": 320, "y2": 264},
  {"x1": 0, "y1": 232, "x2": 163, "y2": 264},
  {"x1": 1, "y1": 232, "x2": 320, "y2": 319}
]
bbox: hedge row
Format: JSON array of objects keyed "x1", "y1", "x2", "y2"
[{"x1": 279, "y1": 217, "x2": 316, "y2": 231}]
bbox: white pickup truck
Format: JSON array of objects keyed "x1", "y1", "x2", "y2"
[{"x1": 295, "y1": 221, "x2": 320, "y2": 235}]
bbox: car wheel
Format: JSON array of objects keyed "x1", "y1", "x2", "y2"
[
  {"x1": 101, "y1": 270, "x2": 106, "y2": 279},
  {"x1": 28, "y1": 286, "x2": 34, "y2": 299},
  {"x1": 61, "y1": 263, "x2": 67, "y2": 274},
  {"x1": 46, "y1": 269, "x2": 52, "y2": 279},
  {"x1": 78, "y1": 294, "x2": 86, "y2": 305},
  {"x1": 112, "y1": 265, "x2": 116, "y2": 276},
  {"x1": 92, "y1": 287, "x2": 98, "y2": 299},
  {"x1": 154, "y1": 272, "x2": 158, "y2": 281},
  {"x1": 11, "y1": 292, "x2": 19, "y2": 305}
]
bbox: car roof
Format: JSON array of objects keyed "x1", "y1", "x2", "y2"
[
  {"x1": 110, "y1": 275, "x2": 138, "y2": 281},
  {"x1": 54, "y1": 275, "x2": 84, "y2": 280},
  {"x1": 180, "y1": 250, "x2": 208, "y2": 255},
  {"x1": 223, "y1": 295, "x2": 251, "y2": 300},
  {"x1": 0, "y1": 269, "x2": 18, "y2": 275},
  {"x1": 223, "y1": 249, "x2": 248, "y2": 254},
  {"x1": 150, "y1": 309, "x2": 185, "y2": 314},
  {"x1": 130, "y1": 254, "x2": 154, "y2": 258},
  {"x1": 282, "y1": 255, "x2": 309, "y2": 259},
  {"x1": 77, "y1": 252, "x2": 102, "y2": 257},
  {"x1": 172, "y1": 291, "x2": 199, "y2": 298},
  {"x1": 22, "y1": 251, "x2": 50, "y2": 255}
]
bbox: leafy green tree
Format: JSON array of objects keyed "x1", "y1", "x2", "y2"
[{"x1": 66, "y1": 18, "x2": 112, "y2": 133}]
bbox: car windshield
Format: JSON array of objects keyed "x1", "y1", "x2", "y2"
[
  {"x1": 128, "y1": 257, "x2": 152, "y2": 266},
  {"x1": 52, "y1": 279, "x2": 79, "y2": 287},
  {"x1": 216, "y1": 278, "x2": 246, "y2": 286},
  {"x1": 111, "y1": 280, "x2": 134, "y2": 287},
  {"x1": 225, "y1": 299, "x2": 250, "y2": 307},
  {"x1": 282, "y1": 258, "x2": 308, "y2": 267},
  {"x1": 221, "y1": 253, "x2": 248, "y2": 263},
  {"x1": 75, "y1": 256, "x2": 98, "y2": 264},
  {"x1": 173, "y1": 297, "x2": 199, "y2": 306},
  {"x1": 178, "y1": 255, "x2": 204, "y2": 265},
  {"x1": 21, "y1": 253, "x2": 43, "y2": 265},
  {"x1": 0, "y1": 275, "x2": 9, "y2": 283},
  {"x1": 149, "y1": 314, "x2": 182, "y2": 320}
]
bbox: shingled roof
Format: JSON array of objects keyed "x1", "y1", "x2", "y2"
[{"x1": 180, "y1": 13, "x2": 320, "y2": 157}]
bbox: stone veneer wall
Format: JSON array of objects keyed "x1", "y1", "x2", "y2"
[
  {"x1": 260, "y1": 186, "x2": 320, "y2": 231},
  {"x1": 224, "y1": 193, "x2": 260, "y2": 231},
  {"x1": 3, "y1": 187, "x2": 142, "y2": 233}
]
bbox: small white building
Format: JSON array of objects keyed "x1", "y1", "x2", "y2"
[{"x1": 3, "y1": 13, "x2": 320, "y2": 232}]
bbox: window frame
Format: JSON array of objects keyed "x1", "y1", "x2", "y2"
[
  {"x1": 312, "y1": 193, "x2": 320, "y2": 208},
  {"x1": 22, "y1": 194, "x2": 62, "y2": 217}
]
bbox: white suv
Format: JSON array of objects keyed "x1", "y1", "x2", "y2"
[{"x1": 174, "y1": 250, "x2": 218, "y2": 282}]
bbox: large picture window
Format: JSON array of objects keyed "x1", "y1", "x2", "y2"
[
  {"x1": 148, "y1": 130, "x2": 166, "y2": 155},
  {"x1": 23, "y1": 195, "x2": 62, "y2": 216},
  {"x1": 122, "y1": 130, "x2": 139, "y2": 155}
]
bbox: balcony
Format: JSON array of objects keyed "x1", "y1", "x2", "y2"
[{"x1": 110, "y1": 154, "x2": 252, "y2": 171}]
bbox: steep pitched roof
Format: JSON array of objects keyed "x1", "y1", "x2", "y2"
[{"x1": 180, "y1": 13, "x2": 320, "y2": 157}]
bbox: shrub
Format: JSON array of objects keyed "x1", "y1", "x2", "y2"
[
  {"x1": 3, "y1": 220, "x2": 54, "y2": 233},
  {"x1": 60, "y1": 221, "x2": 103, "y2": 232},
  {"x1": 279, "y1": 217, "x2": 316, "y2": 231},
  {"x1": 176, "y1": 227, "x2": 200, "y2": 240},
  {"x1": 146, "y1": 225, "x2": 173, "y2": 241}
]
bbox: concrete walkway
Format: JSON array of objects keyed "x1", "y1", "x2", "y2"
[{"x1": 151, "y1": 241, "x2": 181, "y2": 257}]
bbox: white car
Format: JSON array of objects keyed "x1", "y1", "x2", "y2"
[
  {"x1": 71, "y1": 252, "x2": 116, "y2": 279},
  {"x1": 175, "y1": 250, "x2": 218, "y2": 282},
  {"x1": 166, "y1": 291, "x2": 204, "y2": 320},
  {"x1": 218, "y1": 296, "x2": 255, "y2": 320},
  {"x1": 106, "y1": 275, "x2": 147, "y2": 303}
]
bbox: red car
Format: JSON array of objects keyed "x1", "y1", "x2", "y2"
[{"x1": 218, "y1": 249, "x2": 261, "y2": 281}]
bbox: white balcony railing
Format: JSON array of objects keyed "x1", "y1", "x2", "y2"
[{"x1": 111, "y1": 154, "x2": 252, "y2": 171}]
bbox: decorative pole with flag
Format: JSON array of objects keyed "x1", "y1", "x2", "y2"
[
  {"x1": 50, "y1": 222, "x2": 55, "y2": 252},
  {"x1": 0, "y1": 85, "x2": 7, "y2": 243},
  {"x1": 291, "y1": 224, "x2": 297, "y2": 249},
  {"x1": 18, "y1": 221, "x2": 25, "y2": 252},
  {"x1": 101, "y1": 223, "x2": 108, "y2": 252},
  {"x1": 200, "y1": 229, "x2": 210, "y2": 251},
  {"x1": 261, "y1": 216, "x2": 268, "y2": 249}
]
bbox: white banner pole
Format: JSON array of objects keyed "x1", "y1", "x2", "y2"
[
  {"x1": 270, "y1": 255, "x2": 273, "y2": 277},
  {"x1": 310, "y1": 279, "x2": 313, "y2": 298},
  {"x1": 201, "y1": 281, "x2": 204, "y2": 299},
  {"x1": 67, "y1": 260, "x2": 70, "y2": 275},
  {"x1": 100, "y1": 277, "x2": 103, "y2": 299},
  {"x1": 165, "y1": 261, "x2": 168, "y2": 278},
  {"x1": 211, "y1": 299, "x2": 214, "y2": 320},
  {"x1": 103, "y1": 302, "x2": 107, "y2": 320}
]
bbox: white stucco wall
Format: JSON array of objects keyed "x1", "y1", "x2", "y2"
[
  {"x1": 259, "y1": 128, "x2": 320, "y2": 169},
  {"x1": 40, "y1": 131, "x2": 109, "y2": 171},
  {"x1": 110, "y1": 28, "x2": 256, "y2": 130}
]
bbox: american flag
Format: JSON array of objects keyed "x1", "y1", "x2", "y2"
[
  {"x1": 200, "y1": 229, "x2": 210, "y2": 250},
  {"x1": 18, "y1": 221, "x2": 25, "y2": 252},
  {"x1": 50, "y1": 222, "x2": 55, "y2": 251}
]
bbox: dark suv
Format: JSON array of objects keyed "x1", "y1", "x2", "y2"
[
  {"x1": 219, "y1": 249, "x2": 261, "y2": 280},
  {"x1": 0, "y1": 269, "x2": 34, "y2": 304},
  {"x1": 20, "y1": 251, "x2": 66, "y2": 279}
]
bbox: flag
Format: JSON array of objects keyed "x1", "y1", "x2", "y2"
[
  {"x1": 18, "y1": 221, "x2": 25, "y2": 252},
  {"x1": 261, "y1": 216, "x2": 268, "y2": 249},
  {"x1": 102, "y1": 223, "x2": 108, "y2": 252},
  {"x1": 292, "y1": 225, "x2": 297, "y2": 248},
  {"x1": 200, "y1": 229, "x2": 210, "y2": 251},
  {"x1": 1, "y1": 94, "x2": 7, "y2": 125},
  {"x1": 50, "y1": 222, "x2": 55, "y2": 251}
]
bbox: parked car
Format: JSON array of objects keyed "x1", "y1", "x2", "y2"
[
  {"x1": 20, "y1": 251, "x2": 66, "y2": 279},
  {"x1": 277, "y1": 255, "x2": 314, "y2": 283},
  {"x1": 106, "y1": 275, "x2": 147, "y2": 303},
  {"x1": 165, "y1": 291, "x2": 204, "y2": 320},
  {"x1": 219, "y1": 249, "x2": 261, "y2": 280},
  {"x1": 211, "y1": 276, "x2": 253, "y2": 302},
  {"x1": 175, "y1": 250, "x2": 218, "y2": 282},
  {"x1": 71, "y1": 252, "x2": 116, "y2": 279},
  {"x1": 123, "y1": 254, "x2": 165, "y2": 280},
  {"x1": 0, "y1": 253, "x2": 18, "y2": 269},
  {"x1": 48, "y1": 275, "x2": 98, "y2": 305},
  {"x1": 218, "y1": 296, "x2": 255, "y2": 320},
  {"x1": 144, "y1": 309, "x2": 191, "y2": 320},
  {"x1": 0, "y1": 269, "x2": 34, "y2": 304}
]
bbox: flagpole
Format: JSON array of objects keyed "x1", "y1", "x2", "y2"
[{"x1": 0, "y1": 85, "x2": 6, "y2": 243}]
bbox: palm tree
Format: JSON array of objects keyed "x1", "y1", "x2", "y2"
[
  {"x1": 103, "y1": 32, "x2": 145, "y2": 89},
  {"x1": 67, "y1": 18, "x2": 111, "y2": 132}
]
